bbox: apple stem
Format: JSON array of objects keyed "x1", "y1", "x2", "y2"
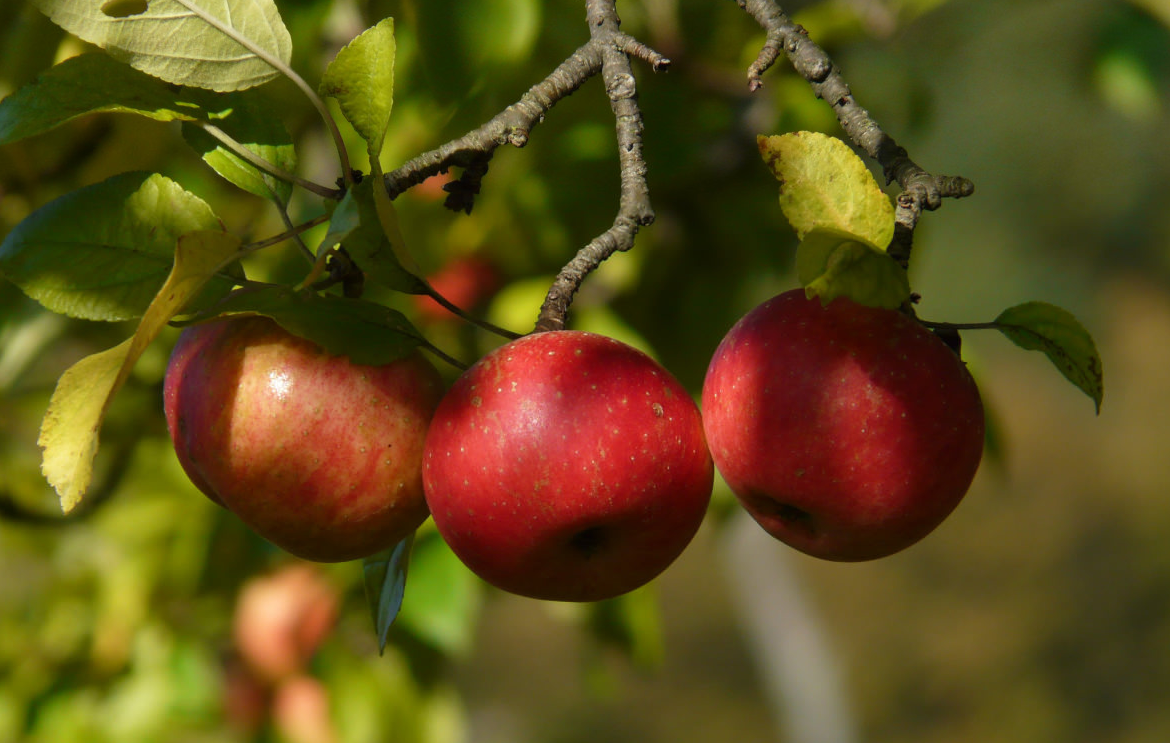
[
  {"x1": 417, "y1": 340, "x2": 469, "y2": 372},
  {"x1": 420, "y1": 282, "x2": 523, "y2": 341},
  {"x1": 919, "y1": 320, "x2": 1001, "y2": 332}
]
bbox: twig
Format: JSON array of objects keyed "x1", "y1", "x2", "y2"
[
  {"x1": 735, "y1": 0, "x2": 974, "y2": 266},
  {"x1": 208, "y1": 213, "x2": 332, "y2": 280},
  {"x1": 382, "y1": 44, "x2": 604, "y2": 197},
  {"x1": 535, "y1": 0, "x2": 667, "y2": 332},
  {"x1": 419, "y1": 283, "x2": 523, "y2": 340},
  {"x1": 269, "y1": 188, "x2": 321, "y2": 264},
  {"x1": 382, "y1": 0, "x2": 669, "y2": 333}
]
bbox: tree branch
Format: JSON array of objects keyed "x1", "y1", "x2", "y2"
[
  {"x1": 535, "y1": 0, "x2": 667, "y2": 332},
  {"x1": 382, "y1": 43, "x2": 604, "y2": 198},
  {"x1": 736, "y1": 0, "x2": 974, "y2": 267},
  {"x1": 382, "y1": 0, "x2": 669, "y2": 334}
]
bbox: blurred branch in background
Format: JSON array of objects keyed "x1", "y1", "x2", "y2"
[{"x1": 723, "y1": 511, "x2": 858, "y2": 743}]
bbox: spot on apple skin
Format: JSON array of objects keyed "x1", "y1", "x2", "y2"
[
  {"x1": 775, "y1": 503, "x2": 817, "y2": 536},
  {"x1": 744, "y1": 491, "x2": 819, "y2": 540},
  {"x1": 568, "y1": 525, "x2": 609, "y2": 558}
]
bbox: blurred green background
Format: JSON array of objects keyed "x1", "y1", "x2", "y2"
[{"x1": 2, "y1": 0, "x2": 1169, "y2": 741}]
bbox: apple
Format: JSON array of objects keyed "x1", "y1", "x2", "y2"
[
  {"x1": 422, "y1": 330, "x2": 714, "y2": 601},
  {"x1": 272, "y1": 675, "x2": 338, "y2": 743},
  {"x1": 164, "y1": 316, "x2": 444, "y2": 562},
  {"x1": 412, "y1": 255, "x2": 501, "y2": 323},
  {"x1": 702, "y1": 290, "x2": 984, "y2": 561},
  {"x1": 232, "y1": 563, "x2": 339, "y2": 683}
]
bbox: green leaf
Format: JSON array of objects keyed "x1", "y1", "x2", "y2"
[
  {"x1": 758, "y1": 131, "x2": 895, "y2": 248},
  {"x1": 32, "y1": 0, "x2": 292, "y2": 92},
  {"x1": 322, "y1": 179, "x2": 425, "y2": 294},
  {"x1": 0, "y1": 53, "x2": 203, "y2": 143},
  {"x1": 0, "y1": 53, "x2": 296, "y2": 202},
  {"x1": 394, "y1": 530, "x2": 482, "y2": 657},
  {"x1": 319, "y1": 17, "x2": 395, "y2": 158},
  {"x1": 369, "y1": 163, "x2": 424, "y2": 278},
  {"x1": 39, "y1": 229, "x2": 242, "y2": 512},
  {"x1": 796, "y1": 227, "x2": 910, "y2": 309},
  {"x1": 0, "y1": 172, "x2": 236, "y2": 321},
  {"x1": 186, "y1": 285, "x2": 424, "y2": 365},
  {"x1": 180, "y1": 94, "x2": 296, "y2": 202},
  {"x1": 995, "y1": 302, "x2": 1104, "y2": 413},
  {"x1": 317, "y1": 188, "x2": 362, "y2": 256},
  {"x1": 362, "y1": 534, "x2": 413, "y2": 654}
]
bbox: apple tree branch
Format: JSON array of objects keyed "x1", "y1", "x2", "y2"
[
  {"x1": 735, "y1": 0, "x2": 974, "y2": 268},
  {"x1": 382, "y1": 0, "x2": 667, "y2": 333},
  {"x1": 384, "y1": 0, "x2": 970, "y2": 333}
]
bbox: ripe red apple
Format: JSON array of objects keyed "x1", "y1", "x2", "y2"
[
  {"x1": 702, "y1": 290, "x2": 984, "y2": 561},
  {"x1": 422, "y1": 330, "x2": 714, "y2": 601},
  {"x1": 164, "y1": 316, "x2": 444, "y2": 562}
]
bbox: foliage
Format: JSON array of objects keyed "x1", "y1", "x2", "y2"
[{"x1": 1, "y1": 0, "x2": 1156, "y2": 741}]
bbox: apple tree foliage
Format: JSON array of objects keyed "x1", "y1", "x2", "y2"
[{"x1": 0, "y1": 0, "x2": 1108, "y2": 740}]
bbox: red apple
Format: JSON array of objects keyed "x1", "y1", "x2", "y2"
[
  {"x1": 412, "y1": 255, "x2": 501, "y2": 323},
  {"x1": 422, "y1": 331, "x2": 714, "y2": 601},
  {"x1": 164, "y1": 316, "x2": 444, "y2": 562},
  {"x1": 702, "y1": 290, "x2": 984, "y2": 561},
  {"x1": 232, "y1": 563, "x2": 339, "y2": 683}
]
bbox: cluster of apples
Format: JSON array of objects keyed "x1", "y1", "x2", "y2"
[{"x1": 164, "y1": 289, "x2": 985, "y2": 602}]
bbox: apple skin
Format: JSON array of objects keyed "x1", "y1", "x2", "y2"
[
  {"x1": 422, "y1": 330, "x2": 714, "y2": 602},
  {"x1": 702, "y1": 290, "x2": 984, "y2": 561},
  {"x1": 164, "y1": 316, "x2": 444, "y2": 562}
]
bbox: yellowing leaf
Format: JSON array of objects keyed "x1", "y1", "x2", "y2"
[
  {"x1": 319, "y1": 17, "x2": 396, "y2": 157},
  {"x1": 39, "y1": 230, "x2": 242, "y2": 512},
  {"x1": 39, "y1": 340, "x2": 133, "y2": 513},
  {"x1": 758, "y1": 132, "x2": 895, "y2": 249},
  {"x1": 797, "y1": 228, "x2": 910, "y2": 309}
]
